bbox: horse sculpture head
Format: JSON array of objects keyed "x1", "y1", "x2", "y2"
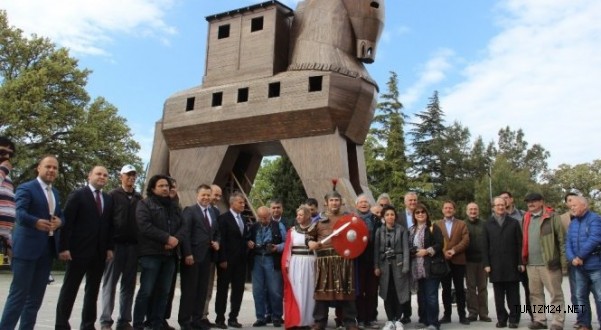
[
  {"x1": 341, "y1": 0, "x2": 385, "y2": 63},
  {"x1": 289, "y1": 0, "x2": 385, "y2": 85}
]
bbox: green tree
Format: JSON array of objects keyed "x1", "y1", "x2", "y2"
[
  {"x1": 495, "y1": 126, "x2": 550, "y2": 179},
  {"x1": 0, "y1": 11, "x2": 142, "y2": 200},
  {"x1": 368, "y1": 71, "x2": 408, "y2": 206},
  {"x1": 249, "y1": 156, "x2": 307, "y2": 219},
  {"x1": 409, "y1": 91, "x2": 446, "y2": 199},
  {"x1": 474, "y1": 155, "x2": 538, "y2": 216},
  {"x1": 544, "y1": 160, "x2": 601, "y2": 212},
  {"x1": 440, "y1": 121, "x2": 474, "y2": 207}
]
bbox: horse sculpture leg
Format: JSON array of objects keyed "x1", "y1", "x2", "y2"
[{"x1": 281, "y1": 129, "x2": 373, "y2": 205}]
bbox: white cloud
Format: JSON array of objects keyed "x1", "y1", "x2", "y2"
[
  {"x1": 441, "y1": 0, "x2": 601, "y2": 167},
  {"x1": 401, "y1": 48, "x2": 454, "y2": 108},
  {"x1": 1, "y1": 0, "x2": 177, "y2": 56}
]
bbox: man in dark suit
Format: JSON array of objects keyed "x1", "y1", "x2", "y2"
[
  {"x1": 214, "y1": 192, "x2": 250, "y2": 329},
  {"x1": 201, "y1": 184, "x2": 223, "y2": 327},
  {"x1": 483, "y1": 196, "x2": 524, "y2": 329},
  {"x1": 178, "y1": 184, "x2": 220, "y2": 330},
  {"x1": 55, "y1": 165, "x2": 115, "y2": 330},
  {"x1": 0, "y1": 155, "x2": 63, "y2": 330}
]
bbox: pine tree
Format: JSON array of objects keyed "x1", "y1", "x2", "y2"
[
  {"x1": 367, "y1": 71, "x2": 408, "y2": 205},
  {"x1": 409, "y1": 91, "x2": 446, "y2": 199}
]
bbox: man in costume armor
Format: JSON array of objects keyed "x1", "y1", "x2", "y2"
[{"x1": 307, "y1": 187, "x2": 359, "y2": 330}]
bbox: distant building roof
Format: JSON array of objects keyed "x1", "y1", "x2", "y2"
[{"x1": 206, "y1": 0, "x2": 294, "y2": 22}]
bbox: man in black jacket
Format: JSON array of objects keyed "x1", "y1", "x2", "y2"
[
  {"x1": 100, "y1": 164, "x2": 142, "y2": 330},
  {"x1": 132, "y1": 174, "x2": 186, "y2": 330},
  {"x1": 56, "y1": 166, "x2": 115, "y2": 330}
]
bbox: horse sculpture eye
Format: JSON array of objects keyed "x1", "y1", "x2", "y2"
[{"x1": 370, "y1": 1, "x2": 380, "y2": 9}]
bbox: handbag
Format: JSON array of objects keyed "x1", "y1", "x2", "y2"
[{"x1": 430, "y1": 255, "x2": 450, "y2": 277}]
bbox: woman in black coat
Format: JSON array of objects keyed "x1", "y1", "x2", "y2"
[
  {"x1": 482, "y1": 197, "x2": 524, "y2": 328},
  {"x1": 374, "y1": 205, "x2": 410, "y2": 329}
]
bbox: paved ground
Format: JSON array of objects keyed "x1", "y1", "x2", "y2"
[{"x1": 0, "y1": 270, "x2": 597, "y2": 329}]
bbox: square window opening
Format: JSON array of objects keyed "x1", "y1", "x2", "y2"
[
  {"x1": 309, "y1": 76, "x2": 323, "y2": 92},
  {"x1": 237, "y1": 88, "x2": 249, "y2": 103},
  {"x1": 218, "y1": 24, "x2": 230, "y2": 39},
  {"x1": 268, "y1": 82, "x2": 281, "y2": 98},
  {"x1": 212, "y1": 92, "x2": 223, "y2": 107}
]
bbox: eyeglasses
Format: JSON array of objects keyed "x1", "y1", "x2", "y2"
[
  {"x1": 415, "y1": 210, "x2": 426, "y2": 215},
  {"x1": 0, "y1": 150, "x2": 14, "y2": 158}
]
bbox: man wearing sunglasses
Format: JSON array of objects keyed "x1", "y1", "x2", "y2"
[{"x1": 0, "y1": 136, "x2": 16, "y2": 258}]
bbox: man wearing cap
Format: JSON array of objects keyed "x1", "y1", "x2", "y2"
[
  {"x1": 100, "y1": 165, "x2": 142, "y2": 330},
  {"x1": 522, "y1": 193, "x2": 566, "y2": 330}
]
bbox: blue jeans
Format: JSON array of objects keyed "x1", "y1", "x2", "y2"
[
  {"x1": 573, "y1": 266, "x2": 601, "y2": 328},
  {"x1": 0, "y1": 249, "x2": 53, "y2": 330},
  {"x1": 251, "y1": 255, "x2": 283, "y2": 320},
  {"x1": 417, "y1": 278, "x2": 440, "y2": 329},
  {"x1": 133, "y1": 255, "x2": 175, "y2": 329},
  {"x1": 569, "y1": 265, "x2": 601, "y2": 326}
]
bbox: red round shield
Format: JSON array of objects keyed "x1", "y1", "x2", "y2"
[{"x1": 330, "y1": 213, "x2": 369, "y2": 259}]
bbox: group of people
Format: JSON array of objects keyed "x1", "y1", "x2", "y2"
[{"x1": 0, "y1": 135, "x2": 600, "y2": 330}]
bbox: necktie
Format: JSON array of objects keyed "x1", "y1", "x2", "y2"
[
  {"x1": 236, "y1": 214, "x2": 244, "y2": 234},
  {"x1": 95, "y1": 190, "x2": 102, "y2": 215},
  {"x1": 203, "y1": 208, "x2": 211, "y2": 228},
  {"x1": 46, "y1": 185, "x2": 55, "y2": 216},
  {"x1": 46, "y1": 185, "x2": 55, "y2": 236}
]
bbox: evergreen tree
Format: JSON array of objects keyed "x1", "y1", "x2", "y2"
[
  {"x1": 368, "y1": 71, "x2": 409, "y2": 205},
  {"x1": 409, "y1": 91, "x2": 446, "y2": 199}
]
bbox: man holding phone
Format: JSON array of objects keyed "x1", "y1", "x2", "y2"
[{"x1": 0, "y1": 154, "x2": 64, "y2": 330}]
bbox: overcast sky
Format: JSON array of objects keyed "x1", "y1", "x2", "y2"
[{"x1": 2, "y1": 0, "x2": 600, "y2": 169}]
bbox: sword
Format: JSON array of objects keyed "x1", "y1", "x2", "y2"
[{"x1": 320, "y1": 221, "x2": 351, "y2": 244}]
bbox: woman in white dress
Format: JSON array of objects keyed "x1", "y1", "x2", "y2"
[{"x1": 282, "y1": 205, "x2": 316, "y2": 329}]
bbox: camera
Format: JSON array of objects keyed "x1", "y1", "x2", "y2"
[{"x1": 384, "y1": 247, "x2": 395, "y2": 260}]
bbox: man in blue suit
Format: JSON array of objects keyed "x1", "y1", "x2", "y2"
[{"x1": 0, "y1": 155, "x2": 63, "y2": 330}]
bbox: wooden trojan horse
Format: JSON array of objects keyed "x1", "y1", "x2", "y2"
[{"x1": 147, "y1": 0, "x2": 385, "y2": 208}]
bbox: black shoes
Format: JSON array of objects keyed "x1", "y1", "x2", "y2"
[
  {"x1": 467, "y1": 316, "x2": 478, "y2": 322},
  {"x1": 459, "y1": 317, "x2": 471, "y2": 325},
  {"x1": 215, "y1": 321, "x2": 228, "y2": 329},
  {"x1": 253, "y1": 320, "x2": 267, "y2": 327},
  {"x1": 509, "y1": 323, "x2": 519, "y2": 329},
  {"x1": 496, "y1": 322, "x2": 508, "y2": 328},
  {"x1": 400, "y1": 317, "x2": 411, "y2": 324},
  {"x1": 272, "y1": 319, "x2": 283, "y2": 327},
  {"x1": 480, "y1": 316, "x2": 493, "y2": 322},
  {"x1": 439, "y1": 316, "x2": 451, "y2": 324},
  {"x1": 228, "y1": 320, "x2": 243, "y2": 328}
]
